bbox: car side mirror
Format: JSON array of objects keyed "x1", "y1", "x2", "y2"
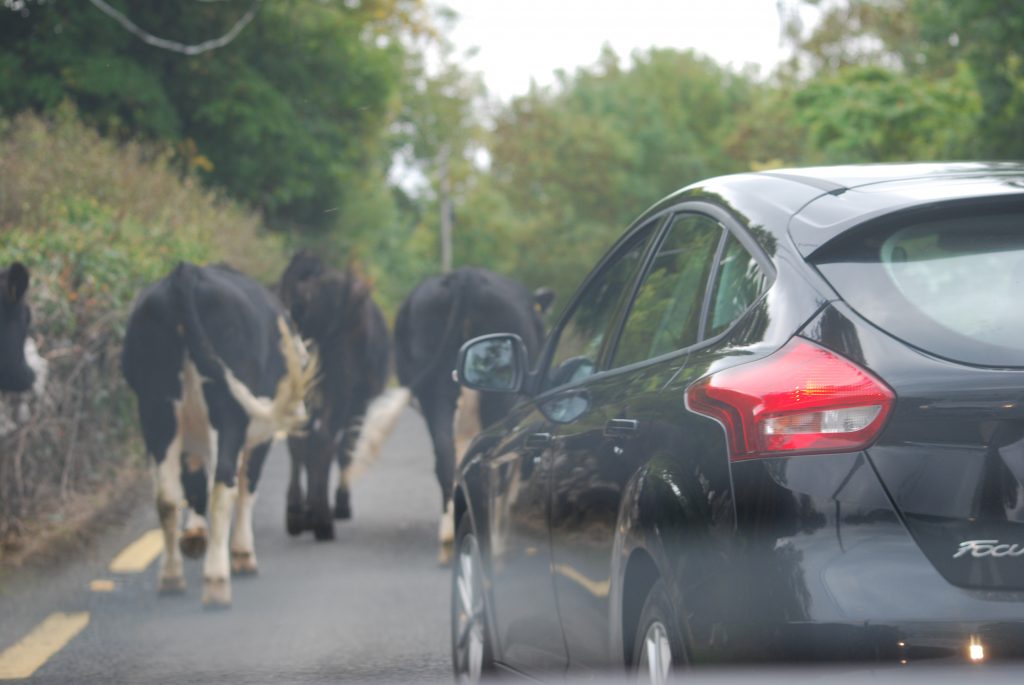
[{"x1": 455, "y1": 333, "x2": 528, "y2": 394}]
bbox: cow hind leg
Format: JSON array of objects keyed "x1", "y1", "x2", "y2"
[
  {"x1": 202, "y1": 417, "x2": 245, "y2": 609},
  {"x1": 423, "y1": 393, "x2": 459, "y2": 566},
  {"x1": 438, "y1": 387, "x2": 483, "y2": 565},
  {"x1": 231, "y1": 442, "x2": 269, "y2": 576},
  {"x1": 307, "y1": 436, "x2": 335, "y2": 541},
  {"x1": 435, "y1": 387, "x2": 483, "y2": 566},
  {"x1": 179, "y1": 451, "x2": 209, "y2": 559},
  {"x1": 286, "y1": 435, "x2": 308, "y2": 536},
  {"x1": 334, "y1": 426, "x2": 358, "y2": 520},
  {"x1": 154, "y1": 436, "x2": 186, "y2": 594}
]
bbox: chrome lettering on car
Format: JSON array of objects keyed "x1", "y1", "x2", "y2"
[{"x1": 953, "y1": 540, "x2": 1024, "y2": 559}]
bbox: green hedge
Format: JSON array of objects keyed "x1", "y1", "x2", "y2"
[{"x1": 0, "y1": 107, "x2": 284, "y2": 559}]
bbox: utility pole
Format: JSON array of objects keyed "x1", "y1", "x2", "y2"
[{"x1": 438, "y1": 144, "x2": 453, "y2": 273}]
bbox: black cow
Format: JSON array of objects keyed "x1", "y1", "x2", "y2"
[
  {"x1": 394, "y1": 266, "x2": 552, "y2": 563},
  {"x1": 0, "y1": 262, "x2": 38, "y2": 393},
  {"x1": 278, "y1": 251, "x2": 404, "y2": 541},
  {"x1": 122, "y1": 262, "x2": 313, "y2": 608}
]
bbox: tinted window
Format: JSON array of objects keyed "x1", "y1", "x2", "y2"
[
  {"x1": 544, "y1": 223, "x2": 656, "y2": 390},
  {"x1": 706, "y1": 232, "x2": 769, "y2": 337},
  {"x1": 815, "y1": 211, "x2": 1024, "y2": 367},
  {"x1": 613, "y1": 214, "x2": 722, "y2": 367}
]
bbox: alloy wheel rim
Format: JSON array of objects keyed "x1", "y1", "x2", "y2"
[
  {"x1": 454, "y1": 535, "x2": 485, "y2": 684},
  {"x1": 640, "y1": 620, "x2": 672, "y2": 684}
]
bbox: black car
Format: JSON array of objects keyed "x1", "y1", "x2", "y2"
[{"x1": 448, "y1": 163, "x2": 1024, "y2": 682}]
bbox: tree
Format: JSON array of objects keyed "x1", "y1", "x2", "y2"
[
  {"x1": 0, "y1": 0, "x2": 428, "y2": 230},
  {"x1": 794, "y1": 64, "x2": 979, "y2": 162},
  {"x1": 913, "y1": 0, "x2": 1024, "y2": 157},
  {"x1": 394, "y1": 39, "x2": 487, "y2": 272},
  {"x1": 486, "y1": 47, "x2": 756, "y2": 300},
  {"x1": 781, "y1": 0, "x2": 1022, "y2": 158}
]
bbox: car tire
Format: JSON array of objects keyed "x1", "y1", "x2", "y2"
[
  {"x1": 451, "y1": 514, "x2": 495, "y2": 683},
  {"x1": 632, "y1": 579, "x2": 686, "y2": 684}
]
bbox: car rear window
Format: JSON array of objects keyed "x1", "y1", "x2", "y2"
[{"x1": 814, "y1": 210, "x2": 1024, "y2": 368}]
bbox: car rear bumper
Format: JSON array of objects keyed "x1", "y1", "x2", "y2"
[{"x1": 678, "y1": 452, "x2": 1024, "y2": 665}]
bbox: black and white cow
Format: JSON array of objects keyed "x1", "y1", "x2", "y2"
[
  {"x1": 122, "y1": 262, "x2": 313, "y2": 608},
  {"x1": 278, "y1": 251, "x2": 405, "y2": 541},
  {"x1": 0, "y1": 262, "x2": 42, "y2": 393},
  {"x1": 394, "y1": 267, "x2": 552, "y2": 563}
]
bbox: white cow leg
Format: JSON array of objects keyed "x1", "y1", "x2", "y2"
[
  {"x1": 438, "y1": 498, "x2": 455, "y2": 566},
  {"x1": 154, "y1": 440, "x2": 185, "y2": 594},
  {"x1": 202, "y1": 481, "x2": 237, "y2": 608},
  {"x1": 439, "y1": 388, "x2": 481, "y2": 566},
  {"x1": 180, "y1": 507, "x2": 208, "y2": 559},
  {"x1": 453, "y1": 388, "x2": 481, "y2": 469},
  {"x1": 231, "y1": 462, "x2": 258, "y2": 576}
]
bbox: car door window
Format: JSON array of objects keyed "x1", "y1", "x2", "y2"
[
  {"x1": 612, "y1": 214, "x2": 722, "y2": 367},
  {"x1": 543, "y1": 223, "x2": 657, "y2": 391},
  {"x1": 706, "y1": 231, "x2": 769, "y2": 337}
]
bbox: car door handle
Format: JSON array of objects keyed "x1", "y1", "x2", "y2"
[
  {"x1": 524, "y1": 432, "x2": 552, "y2": 448},
  {"x1": 604, "y1": 418, "x2": 639, "y2": 437}
]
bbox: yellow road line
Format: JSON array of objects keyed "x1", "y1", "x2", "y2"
[
  {"x1": 109, "y1": 529, "x2": 164, "y2": 573},
  {"x1": 0, "y1": 612, "x2": 90, "y2": 680},
  {"x1": 553, "y1": 563, "x2": 611, "y2": 598}
]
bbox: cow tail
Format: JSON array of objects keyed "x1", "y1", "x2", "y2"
[
  {"x1": 172, "y1": 262, "x2": 316, "y2": 445},
  {"x1": 171, "y1": 262, "x2": 225, "y2": 383},
  {"x1": 401, "y1": 276, "x2": 468, "y2": 394},
  {"x1": 220, "y1": 317, "x2": 316, "y2": 447},
  {"x1": 345, "y1": 387, "x2": 412, "y2": 483}
]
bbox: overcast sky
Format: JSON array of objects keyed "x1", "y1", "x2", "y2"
[{"x1": 438, "y1": 0, "x2": 796, "y2": 100}]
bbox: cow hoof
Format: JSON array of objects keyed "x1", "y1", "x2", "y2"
[
  {"x1": 437, "y1": 542, "x2": 454, "y2": 567},
  {"x1": 286, "y1": 507, "x2": 307, "y2": 536},
  {"x1": 202, "y1": 578, "x2": 232, "y2": 609},
  {"x1": 312, "y1": 521, "x2": 335, "y2": 541},
  {"x1": 231, "y1": 551, "x2": 259, "y2": 576},
  {"x1": 179, "y1": 529, "x2": 208, "y2": 559},
  {"x1": 333, "y1": 489, "x2": 351, "y2": 520},
  {"x1": 158, "y1": 574, "x2": 186, "y2": 595}
]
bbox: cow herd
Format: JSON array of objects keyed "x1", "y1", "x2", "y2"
[{"x1": 0, "y1": 255, "x2": 552, "y2": 608}]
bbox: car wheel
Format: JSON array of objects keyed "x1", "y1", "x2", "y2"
[
  {"x1": 632, "y1": 579, "x2": 685, "y2": 684},
  {"x1": 451, "y1": 515, "x2": 494, "y2": 683}
]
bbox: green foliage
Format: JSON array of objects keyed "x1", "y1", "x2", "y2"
[
  {"x1": 780, "y1": 0, "x2": 925, "y2": 75},
  {"x1": 0, "y1": 104, "x2": 282, "y2": 280},
  {"x1": 782, "y1": 0, "x2": 1015, "y2": 158},
  {"x1": 794, "y1": 64, "x2": 980, "y2": 162},
  {"x1": 725, "y1": 83, "x2": 811, "y2": 169},
  {"x1": 0, "y1": 0, "x2": 418, "y2": 229},
  {"x1": 484, "y1": 47, "x2": 754, "y2": 301},
  {"x1": 0, "y1": 109, "x2": 283, "y2": 552},
  {"x1": 912, "y1": 0, "x2": 1024, "y2": 157}
]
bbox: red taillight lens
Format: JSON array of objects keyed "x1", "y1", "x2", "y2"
[{"x1": 686, "y1": 337, "x2": 894, "y2": 461}]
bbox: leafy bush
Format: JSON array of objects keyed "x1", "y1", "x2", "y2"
[{"x1": 0, "y1": 107, "x2": 284, "y2": 559}]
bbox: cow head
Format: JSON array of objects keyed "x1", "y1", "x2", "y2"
[
  {"x1": 280, "y1": 250, "x2": 367, "y2": 342},
  {"x1": 0, "y1": 262, "x2": 35, "y2": 393},
  {"x1": 279, "y1": 250, "x2": 327, "y2": 336}
]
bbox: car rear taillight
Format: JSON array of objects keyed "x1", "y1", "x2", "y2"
[{"x1": 686, "y1": 337, "x2": 894, "y2": 461}]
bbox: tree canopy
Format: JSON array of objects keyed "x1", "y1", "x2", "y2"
[
  {"x1": 0, "y1": 0, "x2": 425, "y2": 230},
  {"x1": 2, "y1": 0, "x2": 1020, "y2": 313}
]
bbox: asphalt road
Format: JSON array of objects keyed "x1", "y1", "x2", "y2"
[
  {"x1": 6, "y1": 408, "x2": 1019, "y2": 685},
  {"x1": 0, "y1": 408, "x2": 452, "y2": 684}
]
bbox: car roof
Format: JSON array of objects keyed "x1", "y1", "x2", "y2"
[
  {"x1": 646, "y1": 162, "x2": 1024, "y2": 259},
  {"x1": 763, "y1": 161, "x2": 1024, "y2": 191},
  {"x1": 783, "y1": 162, "x2": 1024, "y2": 256}
]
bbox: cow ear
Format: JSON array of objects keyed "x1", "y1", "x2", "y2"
[
  {"x1": 533, "y1": 287, "x2": 555, "y2": 314},
  {"x1": 5, "y1": 262, "x2": 29, "y2": 303}
]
